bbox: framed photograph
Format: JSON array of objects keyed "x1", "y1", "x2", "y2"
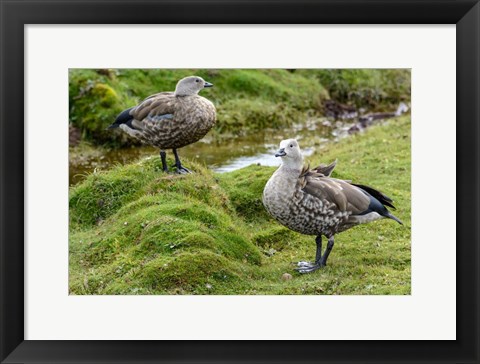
[{"x1": 1, "y1": 1, "x2": 478, "y2": 363}]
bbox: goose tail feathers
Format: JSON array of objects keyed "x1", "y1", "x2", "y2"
[
  {"x1": 386, "y1": 211, "x2": 403, "y2": 225},
  {"x1": 108, "y1": 107, "x2": 135, "y2": 130}
]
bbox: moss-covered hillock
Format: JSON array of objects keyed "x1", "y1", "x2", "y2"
[{"x1": 69, "y1": 158, "x2": 263, "y2": 294}]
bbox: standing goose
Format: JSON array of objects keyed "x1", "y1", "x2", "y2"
[
  {"x1": 109, "y1": 76, "x2": 216, "y2": 173},
  {"x1": 263, "y1": 139, "x2": 402, "y2": 273}
]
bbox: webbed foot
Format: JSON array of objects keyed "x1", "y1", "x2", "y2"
[
  {"x1": 295, "y1": 261, "x2": 325, "y2": 274},
  {"x1": 172, "y1": 148, "x2": 192, "y2": 174},
  {"x1": 175, "y1": 165, "x2": 192, "y2": 174}
]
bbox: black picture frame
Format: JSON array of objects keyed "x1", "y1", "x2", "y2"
[{"x1": 1, "y1": 1, "x2": 479, "y2": 363}]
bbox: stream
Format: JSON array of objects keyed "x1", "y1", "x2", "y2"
[{"x1": 69, "y1": 117, "x2": 363, "y2": 186}]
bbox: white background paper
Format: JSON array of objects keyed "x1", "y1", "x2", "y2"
[{"x1": 25, "y1": 25, "x2": 456, "y2": 340}]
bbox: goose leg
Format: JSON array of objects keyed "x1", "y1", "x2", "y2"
[
  {"x1": 314, "y1": 235, "x2": 323, "y2": 264},
  {"x1": 295, "y1": 235, "x2": 325, "y2": 273},
  {"x1": 172, "y1": 148, "x2": 191, "y2": 174},
  {"x1": 160, "y1": 150, "x2": 168, "y2": 172},
  {"x1": 320, "y1": 236, "x2": 335, "y2": 266}
]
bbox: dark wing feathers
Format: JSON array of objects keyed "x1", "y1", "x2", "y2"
[
  {"x1": 354, "y1": 185, "x2": 402, "y2": 224},
  {"x1": 351, "y1": 183, "x2": 396, "y2": 209}
]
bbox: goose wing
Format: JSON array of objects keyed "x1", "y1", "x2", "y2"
[
  {"x1": 302, "y1": 176, "x2": 371, "y2": 214},
  {"x1": 130, "y1": 92, "x2": 176, "y2": 122},
  {"x1": 301, "y1": 172, "x2": 400, "y2": 223},
  {"x1": 110, "y1": 92, "x2": 176, "y2": 130}
]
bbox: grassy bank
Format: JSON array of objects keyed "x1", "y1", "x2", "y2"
[
  {"x1": 69, "y1": 69, "x2": 410, "y2": 147},
  {"x1": 298, "y1": 69, "x2": 411, "y2": 110},
  {"x1": 69, "y1": 116, "x2": 411, "y2": 295}
]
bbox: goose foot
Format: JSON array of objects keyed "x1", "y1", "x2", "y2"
[
  {"x1": 294, "y1": 235, "x2": 331, "y2": 273},
  {"x1": 172, "y1": 148, "x2": 192, "y2": 174},
  {"x1": 175, "y1": 166, "x2": 192, "y2": 174},
  {"x1": 295, "y1": 261, "x2": 325, "y2": 274},
  {"x1": 296, "y1": 261, "x2": 317, "y2": 267}
]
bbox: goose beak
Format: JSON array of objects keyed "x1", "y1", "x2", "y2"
[
  {"x1": 275, "y1": 148, "x2": 286, "y2": 157},
  {"x1": 204, "y1": 82, "x2": 213, "y2": 88}
]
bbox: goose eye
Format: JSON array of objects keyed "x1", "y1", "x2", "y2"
[
  {"x1": 289, "y1": 144, "x2": 293, "y2": 148},
  {"x1": 195, "y1": 79, "x2": 200, "y2": 83}
]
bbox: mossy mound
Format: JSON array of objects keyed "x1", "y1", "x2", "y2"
[
  {"x1": 70, "y1": 116, "x2": 411, "y2": 295},
  {"x1": 69, "y1": 158, "x2": 262, "y2": 294}
]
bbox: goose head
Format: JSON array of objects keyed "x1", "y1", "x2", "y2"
[
  {"x1": 275, "y1": 139, "x2": 303, "y2": 168},
  {"x1": 174, "y1": 76, "x2": 213, "y2": 96}
]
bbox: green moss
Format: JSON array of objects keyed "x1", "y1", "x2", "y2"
[
  {"x1": 70, "y1": 116, "x2": 411, "y2": 295},
  {"x1": 69, "y1": 163, "x2": 149, "y2": 227},
  {"x1": 253, "y1": 227, "x2": 296, "y2": 250},
  {"x1": 92, "y1": 83, "x2": 119, "y2": 107},
  {"x1": 69, "y1": 70, "x2": 140, "y2": 146},
  {"x1": 134, "y1": 250, "x2": 245, "y2": 294}
]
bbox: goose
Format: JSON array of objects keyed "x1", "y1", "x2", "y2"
[
  {"x1": 109, "y1": 76, "x2": 216, "y2": 173},
  {"x1": 262, "y1": 139, "x2": 402, "y2": 273}
]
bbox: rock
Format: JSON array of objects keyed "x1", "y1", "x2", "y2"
[
  {"x1": 266, "y1": 248, "x2": 277, "y2": 257},
  {"x1": 281, "y1": 273, "x2": 293, "y2": 281},
  {"x1": 323, "y1": 99, "x2": 357, "y2": 120},
  {"x1": 348, "y1": 124, "x2": 362, "y2": 134}
]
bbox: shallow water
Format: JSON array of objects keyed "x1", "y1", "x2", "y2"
[{"x1": 69, "y1": 118, "x2": 346, "y2": 186}]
